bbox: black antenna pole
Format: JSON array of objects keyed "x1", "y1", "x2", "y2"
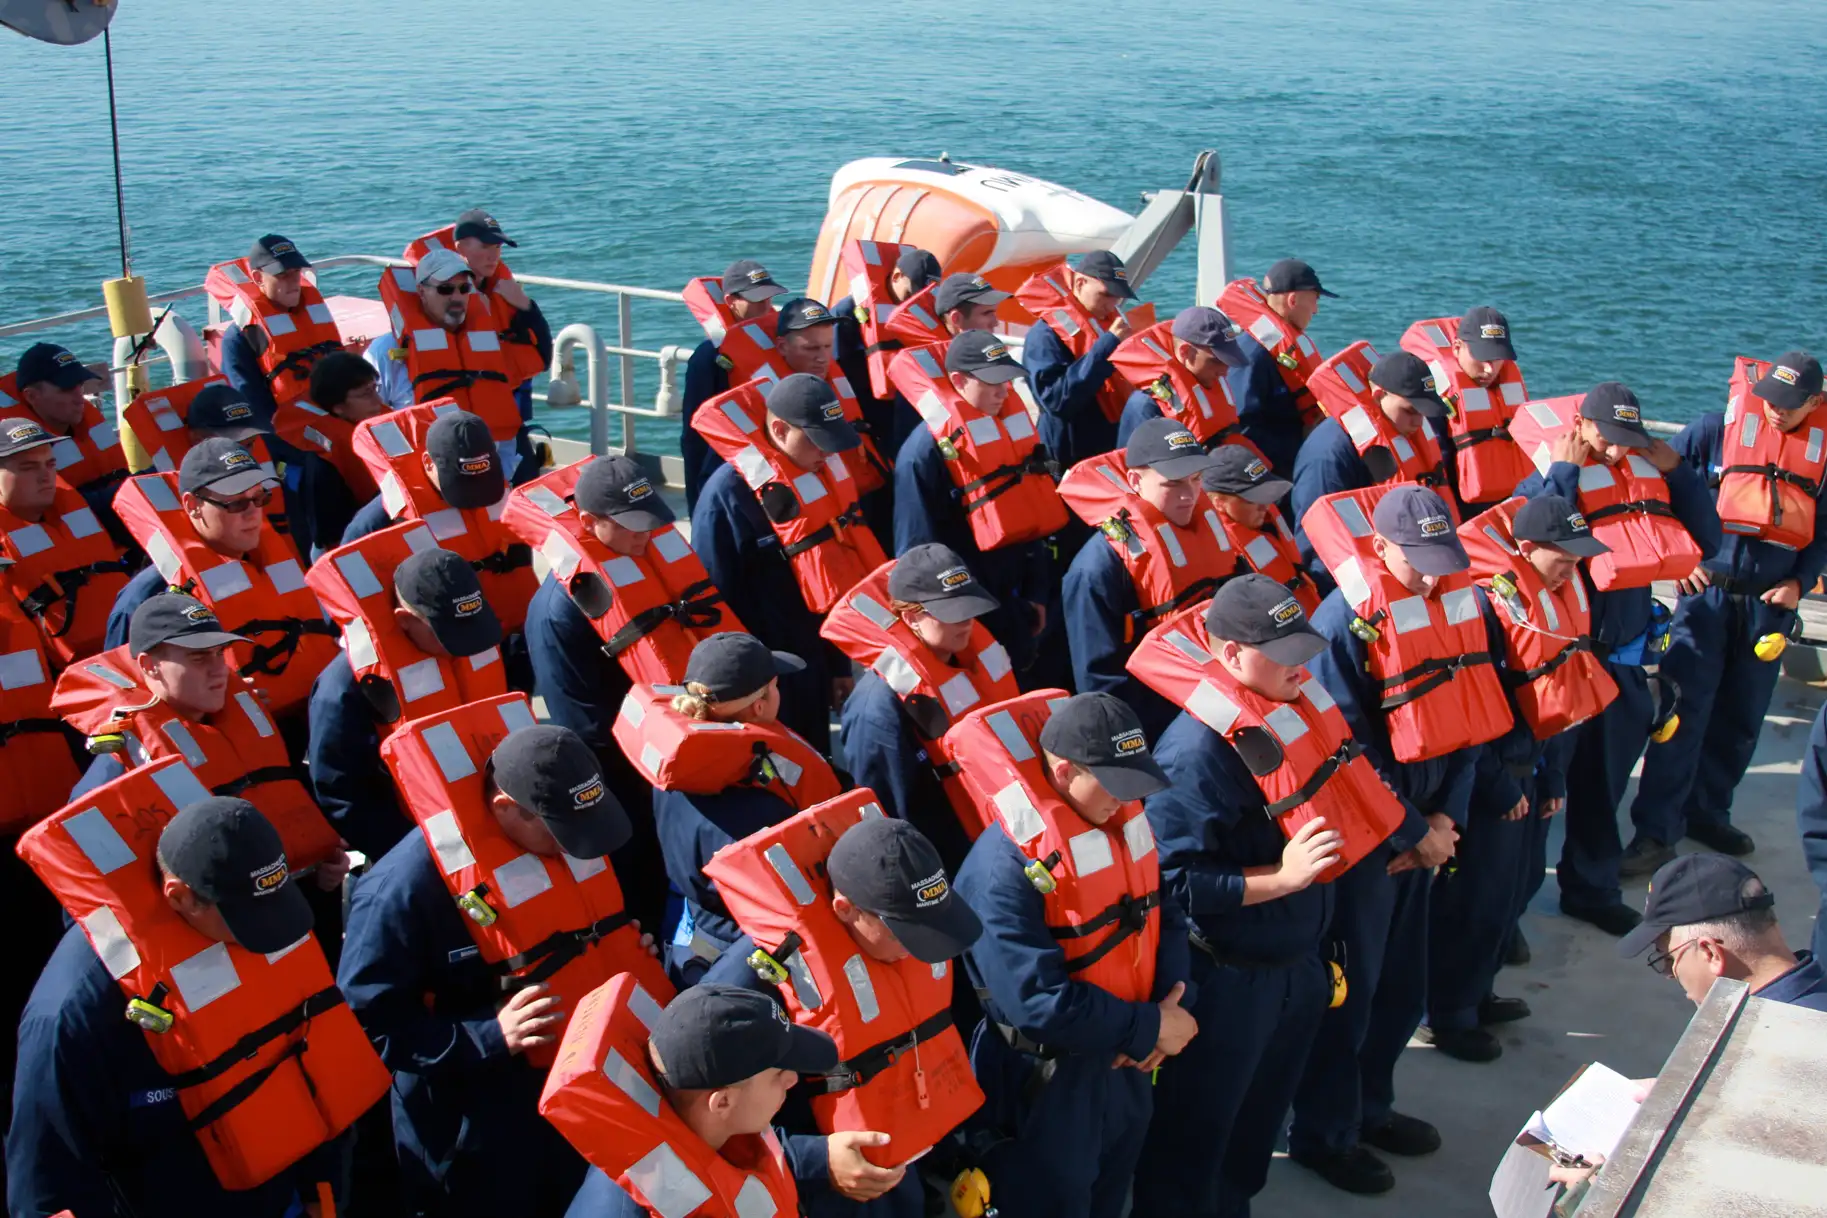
[{"x1": 103, "y1": 27, "x2": 129, "y2": 278}]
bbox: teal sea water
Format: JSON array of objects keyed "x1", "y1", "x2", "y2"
[{"x1": 5, "y1": 0, "x2": 1826, "y2": 450}]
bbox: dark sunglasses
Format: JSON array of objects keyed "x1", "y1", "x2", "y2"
[
  {"x1": 434, "y1": 282, "x2": 476, "y2": 297},
  {"x1": 198, "y1": 488, "x2": 273, "y2": 514}
]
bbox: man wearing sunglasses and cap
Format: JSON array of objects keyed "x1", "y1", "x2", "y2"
[
  {"x1": 1516, "y1": 383, "x2": 1721, "y2": 937},
  {"x1": 1627, "y1": 354, "x2": 1827, "y2": 873},
  {"x1": 681, "y1": 259, "x2": 788, "y2": 511},
  {"x1": 340, "y1": 721, "x2": 648, "y2": 1218}
]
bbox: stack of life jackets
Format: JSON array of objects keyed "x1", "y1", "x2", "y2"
[
  {"x1": 1214, "y1": 278, "x2": 1324, "y2": 430},
  {"x1": 941, "y1": 690, "x2": 1163, "y2": 999},
  {"x1": 690, "y1": 382, "x2": 887, "y2": 614},
  {"x1": 1459, "y1": 498, "x2": 1620, "y2": 739},
  {"x1": 269, "y1": 399, "x2": 381, "y2": 506},
  {"x1": 52, "y1": 645, "x2": 342, "y2": 868},
  {"x1": 351, "y1": 401, "x2": 538, "y2": 631},
  {"x1": 1108, "y1": 320, "x2": 1256, "y2": 453},
  {"x1": 819, "y1": 560, "x2": 1018, "y2": 833},
  {"x1": 380, "y1": 693, "x2": 671, "y2": 1068},
  {"x1": 120, "y1": 375, "x2": 292, "y2": 540},
  {"x1": 683, "y1": 275, "x2": 789, "y2": 389},
  {"x1": 840, "y1": 238, "x2": 945, "y2": 400},
  {"x1": 1207, "y1": 494, "x2": 1322, "y2": 615},
  {"x1": 113, "y1": 472, "x2": 338, "y2": 716},
  {"x1": 538, "y1": 972, "x2": 800, "y2": 1217},
  {"x1": 0, "y1": 480, "x2": 140, "y2": 667},
  {"x1": 612, "y1": 681, "x2": 842, "y2": 814},
  {"x1": 0, "y1": 580, "x2": 81, "y2": 834},
  {"x1": 305, "y1": 522, "x2": 509, "y2": 728},
  {"x1": 375, "y1": 266, "x2": 526, "y2": 451},
  {"x1": 1301, "y1": 485, "x2": 1514, "y2": 761},
  {"x1": 0, "y1": 371, "x2": 128, "y2": 504},
  {"x1": 1714, "y1": 356, "x2": 1827, "y2": 552},
  {"x1": 1400, "y1": 316, "x2": 1533, "y2": 506},
  {"x1": 402, "y1": 225, "x2": 547, "y2": 390},
  {"x1": 1308, "y1": 340, "x2": 1454, "y2": 499},
  {"x1": 1013, "y1": 263, "x2": 1153, "y2": 424},
  {"x1": 203, "y1": 259, "x2": 345, "y2": 410},
  {"x1": 1124, "y1": 605, "x2": 1406, "y2": 879},
  {"x1": 886, "y1": 344, "x2": 1068, "y2": 551},
  {"x1": 15, "y1": 757, "x2": 390, "y2": 1189},
  {"x1": 702, "y1": 788, "x2": 984, "y2": 1166},
  {"x1": 1508, "y1": 396, "x2": 1703, "y2": 589},
  {"x1": 1058, "y1": 449, "x2": 1244, "y2": 642},
  {"x1": 501, "y1": 458, "x2": 741, "y2": 686}
]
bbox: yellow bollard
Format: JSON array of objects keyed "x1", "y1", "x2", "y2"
[{"x1": 103, "y1": 274, "x2": 156, "y2": 469}]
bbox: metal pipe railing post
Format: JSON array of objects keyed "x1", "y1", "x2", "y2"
[{"x1": 617, "y1": 292, "x2": 636, "y2": 455}]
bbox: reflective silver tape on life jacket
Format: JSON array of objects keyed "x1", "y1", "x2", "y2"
[
  {"x1": 964, "y1": 416, "x2": 1001, "y2": 448},
  {"x1": 1420, "y1": 323, "x2": 1450, "y2": 347},
  {"x1": 170, "y1": 941, "x2": 241, "y2": 1011},
  {"x1": 1459, "y1": 387, "x2": 1493, "y2": 417},
  {"x1": 1578, "y1": 463, "x2": 1616, "y2": 492},
  {"x1": 1481, "y1": 525, "x2": 1519, "y2": 556},
  {"x1": 158, "y1": 720, "x2": 208, "y2": 768},
  {"x1": 423, "y1": 810, "x2": 477, "y2": 874},
  {"x1": 82, "y1": 905, "x2": 141, "y2": 979},
  {"x1": 265, "y1": 558, "x2": 307, "y2": 596},
  {"x1": 764, "y1": 843, "x2": 818, "y2": 906},
  {"x1": 306, "y1": 302, "x2": 334, "y2": 327},
  {"x1": 1161, "y1": 627, "x2": 1212, "y2": 665},
  {"x1": 523, "y1": 485, "x2": 568, "y2": 517},
  {"x1": 720, "y1": 397, "x2": 761, "y2": 433},
  {"x1": 467, "y1": 330, "x2": 500, "y2": 354},
  {"x1": 1340, "y1": 406, "x2": 1380, "y2": 450},
  {"x1": 625, "y1": 1143, "x2": 713, "y2": 1217},
  {"x1": 843, "y1": 953, "x2": 881, "y2": 1023},
  {"x1": 1624, "y1": 455, "x2": 1662, "y2": 481},
  {"x1": 1333, "y1": 556, "x2": 1374, "y2": 614},
  {"x1": 1500, "y1": 381, "x2": 1526, "y2": 406},
  {"x1": 422, "y1": 721, "x2": 478, "y2": 782},
  {"x1": 1391, "y1": 435, "x2": 1416, "y2": 464},
  {"x1": 1300, "y1": 678, "x2": 1336, "y2": 713},
  {"x1": 493, "y1": 852, "x2": 554, "y2": 908},
  {"x1": 398, "y1": 657, "x2": 448, "y2": 705},
  {"x1": 1296, "y1": 335, "x2": 1318, "y2": 357},
  {"x1": 825, "y1": 453, "x2": 852, "y2": 484},
  {"x1": 0, "y1": 647, "x2": 45, "y2": 690},
  {"x1": 7, "y1": 523, "x2": 52, "y2": 557},
  {"x1": 264, "y1": 310, "x2": 298, "y2": 339},
  {"x1": 792, "y1": 472, "x2": 828, "y2": 505},
  {"x1": 784, "y1": 950, "x2": 823, "y2": 1010},
  {"x1": 603, "y1": 555, "x2": 645, "y2": 587},
  {"x1": 1203, "y1": 510, "x2": 1232, "y2": 551},
  {"x1": 541, "y1": 530, "x2": 581, "y2": 581},
  {"x1": 1124, "y1": 812, "x2": 1155, "y2": 861},
  {"x1": 411, "y1": 328, "x2": 450, "y2": 353},
  {"x1": 731, "y1": 445, "x2": 773, "y2": 491},
  {"x1": 84, "y1": 661, "x2": 138, "y2": 689},
  {"x1": 1538, "y1": 590, "x2": 1562, "y2": 633},
  {"x1": 1333, "y1": 361, "x2": 1365, "y2": 395},
  {"x1": 1249, "y1": 315, "x2": 1284, "y2": 347},
  {"x1": 1187, "y1": 679, "x2": 1243, "y2": 734},
  {"x1": 603, "y1": 1046, "x2": 662, "y2": 1116},
  {"x1": 1572, "y1": 578, "x2": 1589, "y2": 615},
  {"x1": 199, "y1": 560, "x2": 254, "y2": 602},
  {"x1": 1740, "y1": 411, "x2": 1761, "y2": 449},
  {"x1": 652, "y1": 529, "x2": 691, "y2": 564},
  {"x1": 767, "y1": 750, "x2": 804, "y2": 787},
  {"x1": 850, "y1": 592, "x2": 896, "y2": 630},
  {"x1": 344, "y1": 618, "x2": 378, "y2": 672},
  {"x1": 938, "y1": 672, "x2": 980, "y2": 715},
  {"x1": 1244, "y1": 535, "x2": 1280, "y2": 568},
  {"x1": 1157, "y1": 521, "x2": 1188, "y2": 568},
  {"x1": 992, "y1": 780, "x2": 1045, "y2": 845},
  {"x1": 65, "y1": 805, "x2": 137, "y2": 874},
  {"x1": 1387, "y1": 595, "x2": 1431, "y2": 635},
  {"x1": 1263, "y1": 704, "x2": 1308, "y2": 746},
  {"x1": 1333, "y1": 497, "x2": 1375, "y2": 539},
  {"x1": 1069, "y1": 827, "x2": 1115, "y2": 877},
  {"x1": 423, "y1": 509, "x2": 468, "y2": 541},
  {"x1": 1190, "y1": 384, "x2": 1215, "y2": 419},
  {"x1": 985, "y1": 709, "x2": 1035, "y2": 762},
  {"x1": 49, "y1": 436, "x2": 82, "y2": 470},
  {"x1": 872, "y1": 645, "x2": 920, "y2": 696},
  {"x1": 1441, "y1": 586, "x2": 1480, "y2": 627},
  {"x1": 1004, "y1": 410, "x2": 1035, "y2": 442},
  {"x1": 979, "y1": 641, "x2": 1012, "y2": 683},
  {"x1": 1808, "y1": 429, "x2": 1824, "y2": 465},
  {"x1": 498, "y1": 699, "x2": 535, "y2": 733},
  {"x1": 149, "y1": 760, "x2": 212, "y2": 810},
  {"x1": 336, "y1": 550, "x2": 384, "y2": 599}
]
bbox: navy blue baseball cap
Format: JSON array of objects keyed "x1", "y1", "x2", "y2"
[
  {"x1": 721, "y1": 259, "x2": 785, "y2": 303},
  {"x1": 15, "y1": 342, "x2": 102, "y2": 391},
  {"x1": 1204, "y1": 573, "x2": 1326, "y2": 666},
  {"x1": 1371, "y1": 485, "x2": 1468, "y2": 576},
  {"x1": 186, "y1": 383, "x2": 270, "y2": 441},
  {"x1": 393, "y1": 546, "x2": 504, "y2": 658},
  {"x1": 0, "y1": 417, "x2": 57, "y2": 459},
  {"x1": 1369, "y1": 351, "x2": 1449, "y2": 417},
  {"x1": 425, "y1": 411, "x2": 506, "y2": 510},
  {"x1": 650, "y1": 984, "x2": 838, "y2": 1089},
  {"x1": 895, "y1": 248, "x2": 943, "y2": 293},
  {"x1": 945, "y1": 330, "x2": 1025, "y2": 384},
  {"x1": 1619, "y1": 854, "x2": 1776, "y2": 958},
  {"x1": 1037, "y1": 692, "x2": 1169, "y2": 801},
  {"x1": 1753, "y1": 352, "x2": 1825, "y2": 412},
  {"x1": 455, "y1": 208, "x2": 517, "y2": 248},
  {"x1": 934, "y1": 273, "x2": 1010, "y2": 316},
  {"x1": 684, "y1": 632, "x2": 805, "y2": 702},
  {"x1": 1512, "y1": 494, "x2": 1608, "y2": 558},
  {"x1": 1074, "y1": 250, "x2": 1136, "y2": 300},
  {"x1": 887, "y1": 543, "x2": 999, "y2": 623},
  {"x1": 1580, "y1": 382, "x2": 1652, "y2": 450},
  {"x1": 1126, "y1": 417, "x2": 1215, "y2": 481},
  {"x1": 1170, "y1": 306, "x2": 1247, "y2": 367},
  {"x1": 179, "y1": 437, "x2": 279, "y2": 497},
  {"x1": 776, "y1": 298, "x2": 838, "y2": 334},
  {"x1": 490, "y1": 724, "x2": 631, "y2": 858},
  {"x1": 574, "y1": 455, "x2": 674, "y2": 531},
  {"x1": 1202, "y1": 445, "x2": 1292, "y2": 504},
  {"x1": 129, "y1": 592, "x2": 250, "y2": 655},
  {"x1": 247, "y1": 234, "x2": 311, "y2": 274},
  {"x1": 826, "y1": 815, "x2": 982, "y2": 964},
  {"x1": 766, "y1": 374, "x2": 859, "y2": 452},
  {"x1": 158, "y1": 796, "x2": 313, "y2": 954},
  {"x1": 1459, "y1": 306, "x2": 1516, "y2": 362},
  {"x1": 1263, "y1": 258, "x2": 1336, "y2": 298}
]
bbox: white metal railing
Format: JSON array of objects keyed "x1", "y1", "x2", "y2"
[{"x1": 0, "y1": 253, "x2": 693, "y2": 459}]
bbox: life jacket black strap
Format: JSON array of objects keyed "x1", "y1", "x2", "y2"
[
  {"x1": 264, "y1": 340, "x2": 344, "y2": 387},
  {"x1": 411, "y1": 367, "x2": 512, "y2": 398},
  {"x1": 471, "y1": 543, "x2": 534, "y2": 575},
  {"x1": 1048, "y1": 890, "x2": 1161, "y2": 976},
  {"x1": 819, "y1": 1009, "x2": 956, "y2": 1093},
  {"x1": 19, "y1": 558, "x2": 142, "y2": 638},
  {"x1": 1719, "y1": 462, "x2": 1821, "y2": 529},
  {"x1": 1263, "y1": 739, "x2": 1363, "y2": 817},
  {"x1": 601, "y1": 579, "x2": 726, "y2": 657},
  {"x1": 1377, "y1": 651, "x2": 1495, "y2": 710},
  {"x1": 0, "y1": 717, "x2": 66, "y2": 745},
  {"x1": 1583, "y1": 498, "x2": 1677, "y2": 525},
  {"x1": 1504, "y1": 636, "x2": 1592, "y2": 686},
  {"x1": 211, "y1": 766, "x2": 303, "y2": 798},
  {"x1": 1449, "y1": 424, "x2": 1513, "y2": 451},
  {"x1": 955, "y1": 450, "x2": 1059, "y2": 512},
  {"x1": 166, "y1": 984, "x2": 345, "y2": 1095},
  {"x1": 780, "y1": 503, "x2": 869, "y2": 560},
  {"x1": 1126, "y1": 577, "x2": 1225, "y2": 642},
  {"x1": 494, "y1": 911, "x2": 635, "y2": 989},
  {"x1": 861, "y1": 337, "x2": 904, "y2": 357},
  {"x1": 234, "y1": 617, "x2": 339, "y2": 677}
]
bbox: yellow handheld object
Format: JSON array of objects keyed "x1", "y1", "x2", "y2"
[
  {"x1": 1754, "y1": 632, "x2": 1787, "y2": 662},
  {"x1": 1650, "y1": 712, "x2": 1680, "y2": 745},
  {"x1": 950, "y1": 1168, "x2": 996, "y2": 1218},
  {"x1": 1327, "y1": 960, "x2": 1348, "y2": 1009}
]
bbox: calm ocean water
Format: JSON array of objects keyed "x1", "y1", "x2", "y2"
[{"x1": 5, "y1": 0, "x2": 1826, "y2": 449}]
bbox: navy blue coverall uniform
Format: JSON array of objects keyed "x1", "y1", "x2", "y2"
[
  {"x1": 1797, "y1": 701, "x2": 1827, "y2": 963},
  {"x1": 690, "y1": 461, "x2": 843, "y2": 753},
  {"x1": 1114, "y1": 386, "x2": 1167, "y2": 452},
  {"x1": 893, "y1": 426, "x2": 1056, "y2": 684},
  {"x1": 1060, "y1": 530, "x2": 1188, "y2": 741},
  {"x1": 836, "y1": 669, "x2": 973, "y2": 870},
  {"x1": 953, "y1": 825, "x2": 1192, "y2": 1218},
  {"x1": 289, "y1": 450, "x2": 369, "y2": 561},
  {"x1": 1229, "y1": 333, "x2": 1305, "y2": 480},
  {"x1": 338, "y1": 834, "x2": 588, "y2": 1218},
  {"x1": 1022, "y1": 318, "x2": 1121, "y2": 474},
  {"x1": 306, "y1": 653, "x2": 414, "y2": 860},
  {"x1": 1628, "y1": 411, "x2": 1827, "y2": 847},
  {"x1": 8, "y1": 924, "x2": 351, "y2": 1218},
  {"x1": 680, "y1": 339, "x2": 729, "y2": 512},
  {"x1": 1425, "y1": 588, "x2": 1574, "y2": 1033},
  {"x1": 1132, "y1": 711, "x2": 1334, "y2": 1218},
  {"x1": 1752, "y1": 951, "x2": 1827, "y2": 1012},
  {"x1": 1516, "y1": 456, "x2": 1720, "y2": 912},
  {"x1": 1290, "y1": 588, "x2": 1476, "y2": 1158},
  {"x1": 219, "y1": 324, "x2": 286, "y2": 429}
]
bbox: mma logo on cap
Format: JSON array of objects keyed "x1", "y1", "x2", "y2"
[
  {"x1": 269, "y1": 241, "x2": 296, "y2": 257},
  {"x1": 221, "y1": 449, "x2": 256, "y2": 470},
  {"x1": 5, "y1": 421, "x2": 45, "y2": 443},
  {"x1": 251, "y1": 858, "x2": 287, "y2": 895},
  {"x1": 1166, "y1": 430, "x2": 1200, "y2": 452},
  {"x1": 913, "y1": 870, "x2": 950, "y2": 908},
  {"x1": 569, "y1": 776, "x2": 605, "y2": 810},
  {"x1": 223, "y1": 403, "x2": 253, "y2": 422},
  {"x1": 1418, "y1": 515, "x2": 1451, "y2": 538},
  {"x1": 772, "y1": 1001, "x2": 792, "y2": 1029},
  {"x1": 1479, "y1": 323, "x2": 1506, "y2": 340},
  {"x1": 479, "y1": 214, "x2": 501, "y2": 229},
  {"x1": 459, "y1": 453, "x2": 494, "y2": 476},
  {"x1": 625, "y1": 478, "x2": 654, "y2": 501},
  {"x1": 453, "y1": 593, "x2": 485, "y2": 619},
  {"x1": 183, "y1": 604, "x2": 217, "y2": 624},
  {"x1": 1775, "y1": 365, "x2": 1800, "y2": 385},
  {"x1": 1614, "y1": 404, "x2": 1641, "y2": 422},
  {"x1": 938, "y1": 566, "x2": 972, "y2": 591},
  {"x1": 1112, "y1": 727, "x2": 1148, "y2": 757},
  {"x1": 1568, "y1": 511, "x2": 1590, "y2": 532},
  {"x1": 1112, "y1": 268, "x2": 1129, "y2": 281},
  {"x1": 1270, "y1": 596, "x2": 1302, "y2": 626},
  {"x1": 1421, "y1": 374, "x2": 1437, "y2": 393},
  {"x1": 970, "y1": 276, "x2": 990, "y2": 289},
  {"x1": 747, "y1": 268, "x2": 769, "y2": 284},
  {"x1": 800, "y1": 304, "x2": 830, "y2": 322},
  {"x1": 1245, "y1": 458, "x2": 1270, "y2": 480},
  {"x1": 821, "y1": 401, "x2": 845, "y2": 421},
  {"x1": 983, "y1": 342, "x2": 1011, "y2": 361},
  {"x1": 52, "y1": 350, "x2": 78, "y2": 368}
]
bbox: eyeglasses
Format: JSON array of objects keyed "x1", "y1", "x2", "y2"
[
  {"x1": 1646, "y1": 935, "x2": 1707, "y2": 977},
  {"x1": 198, "y1": 488, "x2": 273, "y2": 514},
  {"x1": 434, "y1": 282, "x2": 475, "y2": 296}
]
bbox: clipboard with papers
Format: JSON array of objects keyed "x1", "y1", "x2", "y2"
[{"x1": 1489, "y1": 1062, "x2": 1644, "y2": 1218}]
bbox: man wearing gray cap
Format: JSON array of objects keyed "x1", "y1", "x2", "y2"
[{"x1": 1113, "y1": 305, "x2": 1250, "y2": 450}]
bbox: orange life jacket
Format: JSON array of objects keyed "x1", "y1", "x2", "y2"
[
  {"x1": 1125, "y1": 606, "x2": 1406, "y2": 878},
  {"x1": 822, "y1": 367, "x2": 891, "y2": 495},
  {"x1": 613, "y1": 682, "x2": 842, "y2": 811},
  {"x1": 1013, "y1": 264, "x2": 1152, "y2": 423},
  {"x1": 270, "y1": 400, "x2": 381, "y2": 504},
  {"x1": 0, "y1": 373, "x2": 129, "y2": 500},
  {"x1": 501, "y1": 459, "x2": 742, "y2": 686},
  {"x1": 1308, "y1": 341, "x2": 1454, "y2": 499},
  {"x1": 703, "y1": 789, "x2": 983, "y2": 1167},
  {"x1": 885, "y1": 344, "x2": 1068, "y2": 550},
  {"x1": 113, "y1": 473, "x2": 338, "y2": 716},
  {"x1": 1107, "y1": 321, "x2": 1257, "y2": 453},
  {"x1": 380, "y1": 693, "x2": 671, "y2": 1069},
  {"x1": 1301, "y1": 486, "x2": 1514, "y2": 761},
  {"x1": 841, "y1": 238, "x2": 927, "y2": 400},
  {"x1": 682, "y1": 277, "x2": 789, "y2": 388},
  {"x1": 0, "y1": 482, "x2": 139, "y2": 668},
  {"x1": 304, "y1": 522, "x2": 509, "y2": 728},
  {"x1": 1212, "y1": 502, "x2": 1322, "y2": 615},
  {"x1": 1509, "y1": 396, "x2": 1703, "y2": 589},
  {"x1": 0, "y1": 583, "x2": 81, "y2": 834},
  {"x1": 819, "y1": 560, "x2": 1018, "y2": 830},
  {"x1": 376, "y1": 266, "x2": 524, "y2": 443},
  {"x1": 1458, "y1": 499, "x2": 1620, "y2": 739},
  {"x1": 52, "y1": 646, "x2": 341, "y2": 868},
  {"x1": 121, "y1": 375, "x2": 292, "y2": 538},
  {"x1": 203, "y1": 259, "x2": 345, "y2": 409},
  {"x1": 15, "y1": 757, "x2": 390, "y2": 1190},
  {"x1": 690, "y1": 382, "x2": 887, "y2": 614},
  {"x1": 1059, "y1": 450, "x2": 1243, "y2": 641},
  {"x1": 1215, "y1": 279, "x2": 1324, "y2": 430},
  {"x1": 1715, "y1": 356, "x2": 1827, "y2": 551},
  {"x1": 942, "y1": 691, "x2": 1162, "y2": 1002},
  {"x1": 538, "y1": 972, "x2": 801, "y2": 1218},
  {"x1": 881, "y1": 290, "x2": 949, "y2": 374},
  {"x1": 350, "y1": 401, "x2": 538, "y2": 631},
  {"x1": 1399, "y1": 317, "x2": 1533, "y2": 505},
  {"x1": 403, "y1": 226, "x2": 547, "y2": 388}
]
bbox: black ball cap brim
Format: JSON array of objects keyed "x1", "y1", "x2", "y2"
[
  {"x1": 1461, "y1": 335, "x2": 1517, "y2": 362},
  {"x1": 1407, "y1": 394, "x2": 1452, "y2": 418},
  {"x1": 542, "y1": 800, "x2": 634, "y2": 860},
  {"x1": 608, "y1": 505, "x2": 675, "y2": 532},
  {"x1": 801, "y1": 416, "x2": 863, "y2": 454},
  {"x1": 199, "y1": 467, "x2": 281, "y2": 498},
  {"x1": 965, "y1": 361, "x2": 1026, "y2": 385},
  {"x1": 1095, "y1": 277, "x2": 1138, "y2": 301},
  {"x1": 1551, "y1": 534, "x2": 1610, "y2": 558},
  {"x1": 1146, "y1": 452, "x2": 1218, "y2": 482},
  {"x1": 922, "y1": 588, "x2": 1001, "y2": 624},
  {"x1": 1204, "y1": 473, "x2": 1293, "y2": 505},
  {"x1": 217, "y1": 882, "x2": 315, "y2": 955},
  {"x1": 781, "y1": 1022, "x2": 841, "y2": 1075},
  {"x1": 1399, "y1": 539, "x2": 1471, "y2": 577},
  {"x1": 1617, "y1": 916, "x2": 1671, "y2": 958},
  {"x1": 1085, "y1": 754, "x2": 1172, "y2": 802},
  {"x1": 1592, "y1": 419, "x2": 1653, "y2": 450},
  {"x1": 881, "y1": 897, "x2": 984, "y2": 965},
  {"x1": 1253, "y1": 629, "x2": 1328, "y2": 668}
]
